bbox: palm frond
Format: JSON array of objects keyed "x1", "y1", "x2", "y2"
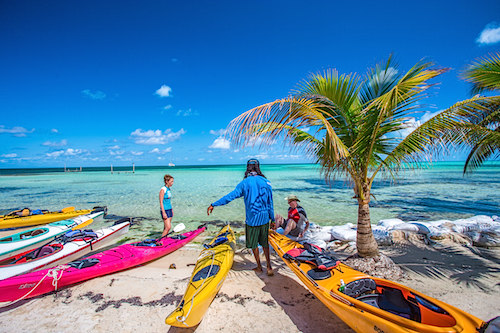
[
  {"x1": 356, "y1": 61, "x2": 446, "y2": 176},
  {"x1": 383, "y1": 96, "x2": 500, "y2": 170},
  {"x1": 462, "y1": 52, "x2": 500, "y2": 94},
  {"x1": 464, "y1": 127, "x2": 500, "y2": 173},
  {"x1": 227, "y1": 96, "x2": 350, "y2": 160}
]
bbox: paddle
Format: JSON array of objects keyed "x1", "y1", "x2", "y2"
[
  {"x1": 170, "y1": 223, "x2": 186, "y2": 235},
  {"x1": 61, "y1": 206, "x2": 75, "y2": 213},
  {"x1": 157, "y1": 223, "x2": 186, "y2": 241},
  {"x1": 72, "y1": 218, "x2": 94, "y2": 230}
]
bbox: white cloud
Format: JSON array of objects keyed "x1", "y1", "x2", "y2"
[
  {"x1": 420, "y1": 110, "x2": 442, "y2": 123},
  {"x1": 209, "y1": 137, "x2": 230, "y2": 149},
  {"x1": 131, "y1": 128, "x2": 185, "y2": 145},
  {"x1": 65, "y1": 148, "x2": 86, "y2": 156},
  {"x1": 274, "y1": 154, "x2": 301, "y2": 160},
  {"x1": 247, "y1": 136, "x2": 265, "y2": 146},
  {"x1": 46, "y1": 150, "x2": 63, "y2": 158},
  {"x1": 42, "y1": 139, "x2": 67, "y2": 147},
  {"x1": 150, "y1": 147, "x2": 172, "y2": 154},
  {"x1": 0, "y1": 126, "x2": 35, "y2": 137},
  {"x1": 254, "y1": 153, "x2": 270, "y2": 160},
  {"x1": 46, "y1": 148, "x2": 87, "y2": 158},
  {"x1": 477, "y1": 23, "x2": 500, "y2": 45},
  {"x1": 210, "y1": 129, "x2": 227, "y2": 136},
  {"x1": 1, "y1": 153, "x2": 17, "y2": 158},
  {"x1": 369, "y1": 67, "x2": 398, "y2": 87},
  {"x1": 131, "y1": 151, "x2": 144, "y2": 156},
  {"x1": 109, "y1": 150, "x2": 125, "y2": 156},
  {"x1": 109, "y1": 145, "x2": 120, "y2": 150},
  {"x1": 176, "y1": 108, "x2": 199, "y2": 117},
  {"x1": 164, "y1": 105, "x2": 172, "y2": 110},
  {"x1": 81, "y1": 89, "x2": 106, "y2": 100},
  {"x1": 51, "y1": 128, "x2": 58, "y2": 133},
  {"x1": 397, "y1": 117, "x2": 421, "y2": 138},
  {"x1": 156, "y1": 85, "x2": 172, "y2": 97}
]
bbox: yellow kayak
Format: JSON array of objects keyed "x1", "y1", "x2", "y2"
[
  {"x1": 0, "y1": 207, "x2": 105, "y2": 229},
  {"x1": 269, "y1": 230, "x2": 488, "y2": 333},
  {"x1": 166, "y1": 224, "x2": 235, "y2": 327}
]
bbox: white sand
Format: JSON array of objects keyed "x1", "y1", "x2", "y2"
[{"x1": 0, "y1": 234, "x2": 499, "y2": 333}]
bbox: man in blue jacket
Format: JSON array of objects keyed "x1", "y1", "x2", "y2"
[{"x1": 207, "y1": 159, "x2": 274, "y2": 276}]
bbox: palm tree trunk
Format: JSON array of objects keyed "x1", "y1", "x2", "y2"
[{"x1": 356, "y1": 199, "x2": 379, "y2": 258}]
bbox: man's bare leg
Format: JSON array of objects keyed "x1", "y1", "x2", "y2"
[
  {"x1": 283, "y1": 220, "x2": 297, "y2": 236},
  {"x1": 263, "y1": 246, "x2": 273, "y2": 276},
  {"x1": 252, "y1": 247, "x2": 263, "y2": 273}
]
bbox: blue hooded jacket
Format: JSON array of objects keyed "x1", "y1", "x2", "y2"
[{"x1": 212, "y1": 175, "x2": 274, "y2": 226}]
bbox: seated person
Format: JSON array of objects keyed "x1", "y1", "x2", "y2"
[{"x1": 274, "y1": 195, "x2": 309, "y2": 238}]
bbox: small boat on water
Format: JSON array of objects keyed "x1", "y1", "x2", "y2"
[
  {"x1": 0, "y1": 209, "x2": 105, "y2": 261},
  {"x1": 0, "y1": 223, "x2": 206, "y2": 304},
  {"x1": 269, "y1": 230, "x2": 493, "y2": 333},
  {"x1": 165, "y1": 224, "x2": 235, "y2": 327},
  {"x1": 0, "y1": 206, "x2": 106, "y2": 229},
  {"x1": 0, "y1": 219, "x2": 130, "y2": 280}
]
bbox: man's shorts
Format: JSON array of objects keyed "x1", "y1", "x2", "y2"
[
  {"x1": 246, "y1": 222, "x2": 270, "y2": 249},
  {"x1": 160, "y1": 209, "x2": 173, "y2": 219}
]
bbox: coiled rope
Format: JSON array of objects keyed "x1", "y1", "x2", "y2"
[{"x1": 1, "y1": 265, "x2": 70, "y2": 307}]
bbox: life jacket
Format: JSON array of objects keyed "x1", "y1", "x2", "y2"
[
  {"x1": 57, "y1": 229, "x2": 98, "y2": 244},
  {"x1": 288, "y1": 205, "x2": 307, "y2": 222},
  {"x1": 283, "y1": 242, "x2": 339, "y2": 270}
]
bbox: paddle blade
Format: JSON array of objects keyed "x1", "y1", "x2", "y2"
[
  {"x1": 73, "y1": 218, "x2": 94, "y2": 230},
  {"x1": 173, "y1": 223, "x2": 185, "y2": 233},
  {"x1": 61, "y1": 206, "x2": 75, "y2": 213}
]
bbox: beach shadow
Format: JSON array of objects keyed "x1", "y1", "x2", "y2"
[
  {"x1": 0, "y1": 299, "x2": 32, "y2": 313},
  {"x1": 167, "y1": 323, "x2": 200, "y2": 332},
  {"x1": 385, "y1": 242, "x2": 500, "y2": 291},
  {"x1": 257, "y1": 265, "x2": 354, "y2": 333}
]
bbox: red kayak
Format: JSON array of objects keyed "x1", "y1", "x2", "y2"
[{"x1": 0, "y1": 224, "x2": 206, "y2": 304}]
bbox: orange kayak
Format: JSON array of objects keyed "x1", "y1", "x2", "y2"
[{"x1": 269, "y1": 230, "x2": 489, "y2": 333}]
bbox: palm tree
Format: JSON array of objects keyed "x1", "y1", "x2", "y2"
[
  {"x1": 457, "y1": 53, "x2": 500, "y2": 173},
  {"x1": 226, "y1": 57, "x2": 452, "y2": 258}
]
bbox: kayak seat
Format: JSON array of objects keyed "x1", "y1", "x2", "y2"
[
  {"x1": 37, "y1": 245, "x2": 55, "y2": 257},
  {"x1": 343, "y1": 278, "x2": 377, "y2": 297},
  {"x1": 377, "y1": 287, "x2": 421, "y2": 321},
  {"x1": 357, "y1": 294, "x2": 381, "y2": 308}
]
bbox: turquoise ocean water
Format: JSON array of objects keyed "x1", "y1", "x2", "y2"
[{"x1": 0, "y1": 162, "x2": 499, "y2": 240}]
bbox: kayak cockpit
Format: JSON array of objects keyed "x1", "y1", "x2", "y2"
[
  {"x1": 340, "y1": 278, "x2": 457, "y2": 327},
  {"x1": 0, "y1": 244, "x2": 63, "y2": 266}
]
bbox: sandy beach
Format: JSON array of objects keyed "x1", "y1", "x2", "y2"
[{"x1": 0, "y1": 231, "x2": 498, "y2": 333}]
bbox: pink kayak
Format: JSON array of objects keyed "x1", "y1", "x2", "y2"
[{"x1": 0, "y1": 225, "x2": 206, "y2": 304}]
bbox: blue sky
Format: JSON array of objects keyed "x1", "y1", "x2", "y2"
[{"x1": 1, "y1": 0, "x2": 499, "y2": 168}]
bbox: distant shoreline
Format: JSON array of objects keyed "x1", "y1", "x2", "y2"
[{"x1": 1, "y1": 161, "x2": 499, "y2": 175}]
